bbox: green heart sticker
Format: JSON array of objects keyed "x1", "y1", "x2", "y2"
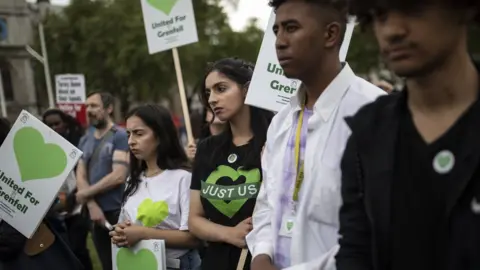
[
  {"x1": 146, "y1": 0, "x2": 178, "y2": 15},
  {"x1": 117, "y1": 248, "x2": 158, "y2": 270},
  {"x1": 136, "y1": 199, "x2": 169, "y2": 227},
  {"x1": 437, "y1": 155, "x2": 451, "y2": 168},
  {"x1": 205, "y1": 165, "x2": 261, "y2": 218},
  {"x1": 286, "y1": 221, "x2": 294, "y2": 231},
  {"x1": 433, "y1": 150, "x2": 455, "y2": 174},
  {"x1": 14, "y1": 127, "x2": 67, "y2": 181}
]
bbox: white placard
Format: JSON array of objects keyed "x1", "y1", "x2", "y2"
[
  {"x1": 112, "y1": 240, "x2": 168, "y2": 270},
  {"x1": 140, "y1": 0, "x2": 198, "y2": 54},
  {"x1": 0, "y1": 110, "x2": 82, "y2": 238},
  {"x1": 245, "y1": 10, "x2": 356, "y2": 112},
  {"x1": 55, "y1": 74, "x2": 86, "y2": 104}
]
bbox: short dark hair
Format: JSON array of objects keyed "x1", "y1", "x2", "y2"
[
  {"x1": 269, "y1": 0, "x2": 349, "y2": 46},
  {"x1": 349, "y1": 0, "x2": 480, "y2": 28},
  {"x1": 42, "y1": 108, "x2": 84, "y2": 146},
  {"x1": 87, "y1": 91, "x2": 114, "y2": 109}
]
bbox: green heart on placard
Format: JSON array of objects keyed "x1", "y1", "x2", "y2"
[
  {"x1": 136, "y1": 199, "x2": 169, "y2": 227},
  {"x1": 117, "y1": 248, "x2": 158, "y2": 270},
  {"x1": 286, "y1": 221, "x2": 294, "y2": 231},
  {"x1": 205, "y1": 165, "x2": 261, "y2": 218},
  {"x1": 146, "y1": 0, "x2": 178, "y2": 15},
  {"x1": 14, "y1": 127, "x2": 67, "y2": 181}
]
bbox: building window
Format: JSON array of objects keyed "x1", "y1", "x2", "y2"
[
  {"x1": 0, "y1": 60, "x2": 13, "y2": 101},
  {"x1": 0, "y1": 18, "x2": 7, "y2": 42}
]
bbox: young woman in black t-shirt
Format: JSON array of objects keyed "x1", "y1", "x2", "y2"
[{"x1": 189, "y1": 58, "x2": 274, "y2": 270}]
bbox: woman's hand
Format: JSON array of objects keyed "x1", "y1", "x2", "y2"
[
  {"x1": 110, "y1": 221, "x2": 131, "y2": 247},
  {"x1": 225, "y1": 217, "x2": 253, "y2": 248},
  {"x1": 121, "y1": 225, "x2": 147, "y2": 247},
  {"x1": 185, "y1": 143, "x2": 196, "y2": 161}
]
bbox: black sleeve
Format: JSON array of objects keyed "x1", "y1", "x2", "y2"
[
  {"x1": 190, "y1": 139, "x2": 209, "y2": 190},
  {"x1": 0, "y1": 221, "x2": 27, "y2": 262},
  {"x1": 336, "y1": 134, "x2": 373, "y2": 270}
]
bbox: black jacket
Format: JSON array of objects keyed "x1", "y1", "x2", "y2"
[
  {"x1": 0, "y1": 220, "x2": 83, "y2": 270},
  {"x1": 336, "y1": 90, "x2": 480, "y2": 270}
]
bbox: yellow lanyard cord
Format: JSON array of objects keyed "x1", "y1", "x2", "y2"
[{"x1": 293, "y1": 107, "x2": 305, "y2": 202}]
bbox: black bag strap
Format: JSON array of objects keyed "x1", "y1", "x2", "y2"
[{"x1": 86, "y1": 127, "x2": 117, "y2": 173}]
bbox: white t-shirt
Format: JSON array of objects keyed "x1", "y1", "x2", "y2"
[{"x1": 119, "y1": 169, "x2": 192, "y2": 259}]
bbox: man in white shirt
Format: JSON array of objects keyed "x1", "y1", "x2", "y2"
[{"x1": 247, "y1": 0, "x2": 385, "y2": 269}]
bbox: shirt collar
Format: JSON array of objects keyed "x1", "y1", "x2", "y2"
[{"x1": 289, "y1": 62, "x2": 356, "y2": 121}]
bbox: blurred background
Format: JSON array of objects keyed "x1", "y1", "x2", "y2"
[{"x1": 0, "y1": 0, "x2": 479, "y2": 125}]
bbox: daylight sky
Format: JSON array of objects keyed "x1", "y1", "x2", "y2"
[{"x1": 40, "y1": 0, "x2": 271, "y2": 32}]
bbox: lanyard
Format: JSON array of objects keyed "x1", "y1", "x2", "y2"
[{"x1": 293, "y1": 107, "x2": 305, "y2": 202}]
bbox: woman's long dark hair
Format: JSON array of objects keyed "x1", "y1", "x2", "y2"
[
  {"x1": 42, "y1": 109, "x2": 84, "y2": 147},
  {"x1": 199, "y1": 106, "x2": 215, "y2": 140},
  {"x1": 199, "y1": 57, "x2": 274, "y2": 170},
  {"x1": 122, "y1": 104, "x2": 191, "y2": 202}
]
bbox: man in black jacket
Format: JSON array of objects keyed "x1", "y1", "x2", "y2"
[{"x1": 336, "y1": 1, "x2": 480, "y2": 270}]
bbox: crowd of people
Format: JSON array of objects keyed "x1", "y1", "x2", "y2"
[{"x1": 0, "y1": 0, "x2": 479, "y2": 269}]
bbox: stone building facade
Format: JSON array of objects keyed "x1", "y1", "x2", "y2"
[
  {"x1": 0, "y1": 0, "x2": 62, "y2": 121},
  {"x1": 0, "y1": 0, "x2": 38, "y2": 120}
]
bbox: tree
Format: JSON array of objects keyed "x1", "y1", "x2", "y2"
[{"x1": 36, "y1": 0, "x2": 263, "y2": 115}]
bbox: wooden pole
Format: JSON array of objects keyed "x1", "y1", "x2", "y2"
[{"x1": 171, "y1": 47, "x2": 194, "y2": 144}]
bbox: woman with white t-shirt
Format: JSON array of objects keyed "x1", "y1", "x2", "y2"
[{"x1": 109, "y1": 104, "x2": 201, "y2": 270}]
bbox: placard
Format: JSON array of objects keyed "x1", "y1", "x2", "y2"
[
  {"x1": 112, "y1": 240, "x2": 167, "y2": 270},
  {"x1": 140, "y1": 0, "x2": 198, "y2": 54},
  {"x1": 0, "y1": 110, "x2": 82, "y2": 238},
  {"x1": 55, "y1": 74, "x2": 86, "y2": 104},
  {"x1": 245, "y1": 11, "x2": 356, "y2": 112},
  {"x1": 56, "y1": 74, "x2": 87, "y2": 126}
]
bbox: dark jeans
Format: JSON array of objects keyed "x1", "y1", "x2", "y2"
[
  {"x1": 91, "y1": 210, "x2": 120, "y2": 270},
  {"x1": 65, "y1": 214, "x2": 93, "y2": 270},
  {"x1": 167, "y1": 250, "x2": 201, "y2": 270}
]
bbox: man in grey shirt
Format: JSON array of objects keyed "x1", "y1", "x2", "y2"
[{"x1": 76, "y1": 92, "x2": 129, "y2": 270}]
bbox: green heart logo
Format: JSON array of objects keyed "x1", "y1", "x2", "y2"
[
  {"x1": 204, "y1": 165, "x2": 261, "y2": 218},
  {"x1": 136, "y1": 199, "x2": 169, "y2": 227},
  {"x1": 146, "y1": 0, "x2": 178, "y2": 15},
  {"x1": 14, "y1": 127, "x2": 67, "y2": 181},
  {"x1": 117, "y1": 248, "x2": 158, "y2": 270},
  {"x1": 286, "y1": 221, "x2": 294, "y2": 231},
  {"x1": 437, "y1": 155, "x2": 451, "y2": 168}
]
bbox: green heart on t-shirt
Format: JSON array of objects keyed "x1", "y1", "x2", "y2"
[
  {"x1": 205, "y1": 165, "x2": 260, "y2": 218},
  {"x1": 117, "y1": 248, "x2": 157, "y2": 270},
  {"x1": 136, "y1": 199, "x2": 169, "y2": 227}
]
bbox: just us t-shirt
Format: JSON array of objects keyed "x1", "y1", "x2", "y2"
[
  {"x1": 191, "y1": 136, "x2": 262, "y2": 270},
  {"x1": 119, "y1": 169, "x2": 191, "y2": 259}
]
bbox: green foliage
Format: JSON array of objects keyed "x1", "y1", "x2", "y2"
[
  {"x1": 38, "y1": 0, "x2": 263, "y2": 114},
  {"x1": 346, "y1": 27, "x2": 380, "y2": 74},
  {"x1": 347, "y1": 25, "x2": 480, "y2": 74}
]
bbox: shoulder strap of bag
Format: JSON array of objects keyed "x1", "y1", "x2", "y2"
[
  {"x1": 86, "y1": 127, "x2": 117, "y2": 173},
  {"x1": 24, "y1": 223, "x2": 55, "y2": 256}
]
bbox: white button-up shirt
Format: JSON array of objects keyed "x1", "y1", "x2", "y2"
[{"x1": 246, "y1": 63, "x2": 385, "y2": 270}]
